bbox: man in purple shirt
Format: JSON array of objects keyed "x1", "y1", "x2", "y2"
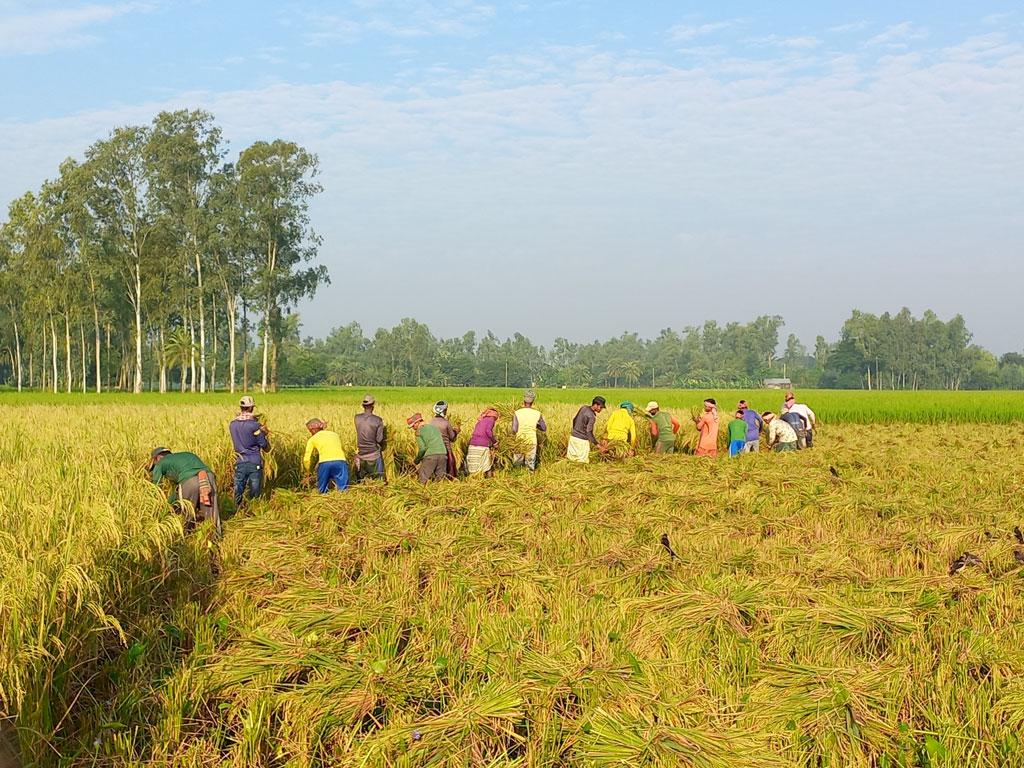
[
  {"x1": 228, "y1": 395, "x2": 270, "y2": 508},
  {"x1": 737, "y1": 399, "x2": 764, "y2": 452}
]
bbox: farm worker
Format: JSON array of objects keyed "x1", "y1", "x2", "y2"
[
  {"x1": 782, "y1": 392, "x2": 816, "y2": 448},
  {"x1": 512, "y1": 390, "x2": 547, "y2": 471},
  {"x1": 302, "y1": 419, "x2": 349, "y2": 492},
  {"x1": 762, "y1": 412, "x2": 798, "y2": 452},
  {"x1": 408, "y1": 412, "x2": 447, "y2": 483},
  {"x1": 604, "y1": 401, "x2": 638, "y2": 454},
  {"x1": 645, "y1": 401, "x2": 680, "y2": 453},
  {"x1": 727, "y1": 411, "x2": 748, "y2": 457},
  {"x1": 430, "y1": 401, "x2": 461, "y2": 479},
  {"x1": 693, "y1": 398, "x2": 720, "y2": 457},
  {"x1": 567, "y1": 396, "x2": 606, "y2": 463},
  {"x1": 354, "y1": 394, "x2": 386, "y2": 482},
  {"x1": 737, "y1": 400, "x2": 764, "y2": 452},
  {"x1": 466, "y1": 407, "x2": 500, "y2": 477},
  {"x1": 149, "y1": 447, "x2": 221, "y2": 537},
  {"x1": 228, "y1": 394, "x2": 269, "y2": 509}
]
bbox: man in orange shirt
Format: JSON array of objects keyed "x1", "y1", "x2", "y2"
[{"x1": 693, "y1": 398, "x2": 719, "y2": 457}]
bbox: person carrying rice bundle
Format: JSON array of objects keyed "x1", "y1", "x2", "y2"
[
  {"x1": 512, "y1": 390, "x2": 547, "y2": 471},
  {"x1": 644, "y1": 401, "x2": 680, "y2": 454},
  {"x1": 567, "y1": 396, "x2": 606, "y2": 463},
  {"x1": 466, "y1": 407, "x2": 500, "y2": 477},
  {"x1": 430, "y1": 401, "x2": 461, "y2": 478},
  {"x1": 149, "y1": 447, "x2": 222, "y2": 537}
]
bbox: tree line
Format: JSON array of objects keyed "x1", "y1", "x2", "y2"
[
  {"x1": 0, "y1": 109, "x2": 325, "y2": 394},
  {"x1": 274, "y1": 310, "x2": 1021, "y2": 391},
  {"x1": 1, "y1": 111, "x2": 1020, "y2": 393}
]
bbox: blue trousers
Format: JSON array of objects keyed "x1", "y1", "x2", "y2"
[
  {"x1": 317, "y1": 460, "x2": 349, "y2": 493},
  {"x1": 234, "y1": 461, "x2": 263, "y2": 506},
  {"x1": 729, "y1": 439, "x2": 745, "y2": 457}
]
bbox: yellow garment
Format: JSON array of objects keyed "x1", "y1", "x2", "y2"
[
  {"x1": 513, "y1": 406, "x2": 543, "y2": 445},
  {"x1": 303, "y1": 430, "x2": 347, "y2": 472},
  {"x1": 605, "y1": 408, "x2": 637, "y2": 446}
]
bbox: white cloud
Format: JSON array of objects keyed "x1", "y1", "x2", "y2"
[
  {"x1": 0, "y1": 2, "x2": 149, "y2": 56},
  {"x1": 303, "y1": 0, "x2": 496, "y2": 44},
  {"x1": 865, "y1": 22, "x2": 929, "y2": 49},
  {"x1": 829, "y1": 20, "x2": 869, "y2": 34},
  {"x1": 667, "y1": 20, "x2": 736, "y2": 43}
]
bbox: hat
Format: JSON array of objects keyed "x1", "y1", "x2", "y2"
[
  {"x1": 150, "y1": 446, "x2": 171, "y2": 459},
  {"x1": 620, "y1": 401, "x2": 635, "y2": 412},
  {"x1": 407, "y1": 412, "x2": 424, "y2": 428},
  {"x1": 592, "y1": 396, "x2": 607, "y2": 407},
  {"x1": 645, "y1": 401, "x2": 659, "y2": 413},
  {"x1": 239, "y1": 395, "x2": 255, "y2": 408},
  {"x1": 362, "y1": 394, "x2": 376, "y2": 406},
  {"x1": 433, "y1": 400, "x2": 448, "y2": 416},
  {"x1": 523, "y1": 389, "x2": 536, "y2": 404}
]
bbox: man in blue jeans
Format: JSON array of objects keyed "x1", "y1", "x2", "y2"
[{"x1": 229, "y1": 395, "x2": 270, "y2": 508}]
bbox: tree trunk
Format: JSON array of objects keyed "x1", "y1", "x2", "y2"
[
  {"x1": 188, "y1": 306, "x2": 197, "y2": 393},
  {"x1": 91, "y1": 279, "x2": 102, "y2": 394},
  {"x1": 50, "y1": 316, "x2": 58, "y2": 394},
  {"x1": 210, "y1": 291, "x2": 218, "y2": 392},
  {"x1": 158, "y1": 327, "x2": 167, "y2": 393},
  {"x1": 195, "y1": 252, "x2": 207, "y2": 393},
  {"x1": 79, "y1": 321, "x2": 87, "y2": 393},
  {"x1": 133, "y1": 262, "x2": 143, "y2": 394},
  {"x1": 64, "y1": 314, "x2": 72, "y2": 394},
  {"x1": 11, "y1": 312, "x2": 21, "y2": 392}
]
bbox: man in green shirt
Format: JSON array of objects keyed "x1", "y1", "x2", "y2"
[
  {"x1": 149, "y1": 447, "x2": 221, "y2": 536},
  {"x1": 727, "y1": 411, "x2": 748, "y2": 458},
  {"x1": 407, "y1": 413, "x2": 447, "y2": 484}
]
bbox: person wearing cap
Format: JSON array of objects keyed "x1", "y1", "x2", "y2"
[
  {"x1": 430, "y1": 401, "x2": 461, "y2": 479},
  {"x1": 693, "y1": 398, "x2": 720, "y2": 457},
  {"x1": 763, "y1": 411, "x2": 798, "y2": 452},
  {"x1": 782, "y1": 392, "x2": 816, "y2": 448},
  {"x1": 512, "y1": 390, "x2": 546, "y2": 471},
  {"x1": 645, "y1": 401, "x2": 680, "y2": 454},
  {"x1": 149, "y1": 448, "x2": 221, "y2": 537},
  {"x1": 408, "y1": 413, "x2": 447, "y2": 483},
  {"x1": 354, "y1": 394, "x2": 386, "y2": 482},
  {"x1": 228, "y1": 395, "x2": 270, "y2": 509},
  {"x1": 466, "y1": 407, "x2": 500, "y2": 476},
  {"x1": 737, "y1": 400, "x2": 764, "y2": 453},
  {"x1": 302, "y1": 419, "x2": 349, "y2": 492},
  {"x1": 567, "y1": 396, "x2": 606, "y2": 463},
  {"x1": 603, "y1": 401, "x2": 638, "y2": 455}
]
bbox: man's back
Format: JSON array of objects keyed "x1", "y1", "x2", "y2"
[
  {"x1": 355, "y1": 412, "x2": 385, "y2": 458},
  {"x1": 229, "y1": 416, "x2": 267, "y2": 463},
  {"x1": 572, "y1": 406, "x2": 595, "y2": 442}
]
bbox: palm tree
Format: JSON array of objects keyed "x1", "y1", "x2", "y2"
[
  {"x1": 605, "y1": 360, "x2": 623, "y2": 387},
  {"x1": 164, "y1": 327, "x2": 193, "y2": 392},
  {"x1": 622, "y1": 360, "x2": 642, "y2": 388}
]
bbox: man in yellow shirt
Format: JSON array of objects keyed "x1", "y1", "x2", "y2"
[
  {"x1": 604, "y1": 401, "x2": 638, "y2": 455},
  {"x1": 302, "y1": 418, "x2": 349, "y2": 492},
  {"x1": 512, "y1": 389, "x2": 547, "y2": 471}
]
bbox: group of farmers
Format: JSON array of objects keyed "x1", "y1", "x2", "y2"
[{"x1": 146, "y1": 390, "x2": 815, "y2": 535}]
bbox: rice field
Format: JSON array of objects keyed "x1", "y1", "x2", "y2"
[{"x1": 1, "y1": 390, "x2": 1023, "y2": 767}]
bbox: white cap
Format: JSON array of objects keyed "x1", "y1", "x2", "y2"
[
  {"x1": 645, "y1": 401, "x2": 659, "y2": 413},
  {"x1": 239, "y1": 395, "x2": 255, "y2": 408}
]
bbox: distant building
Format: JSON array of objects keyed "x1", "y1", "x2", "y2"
[{"x1": 763, "y1": 378, "x2": 792, "y2": 389}]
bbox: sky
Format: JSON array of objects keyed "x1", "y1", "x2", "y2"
[{"x1": 1, "y1": 1, "x2": 1022, "y2": 353}]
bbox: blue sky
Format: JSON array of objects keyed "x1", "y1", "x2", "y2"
[{"x1": 2, "y1": 1, "x2": 1022, "y2": 352}]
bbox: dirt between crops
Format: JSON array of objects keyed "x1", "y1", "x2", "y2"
[{"x1": 0, "y1": 725, "x2": 21, "y2": 768}]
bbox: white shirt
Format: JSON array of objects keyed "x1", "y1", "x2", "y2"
[{"x1": 784, "y1": 402, "x2": 815, "y2": 430}]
